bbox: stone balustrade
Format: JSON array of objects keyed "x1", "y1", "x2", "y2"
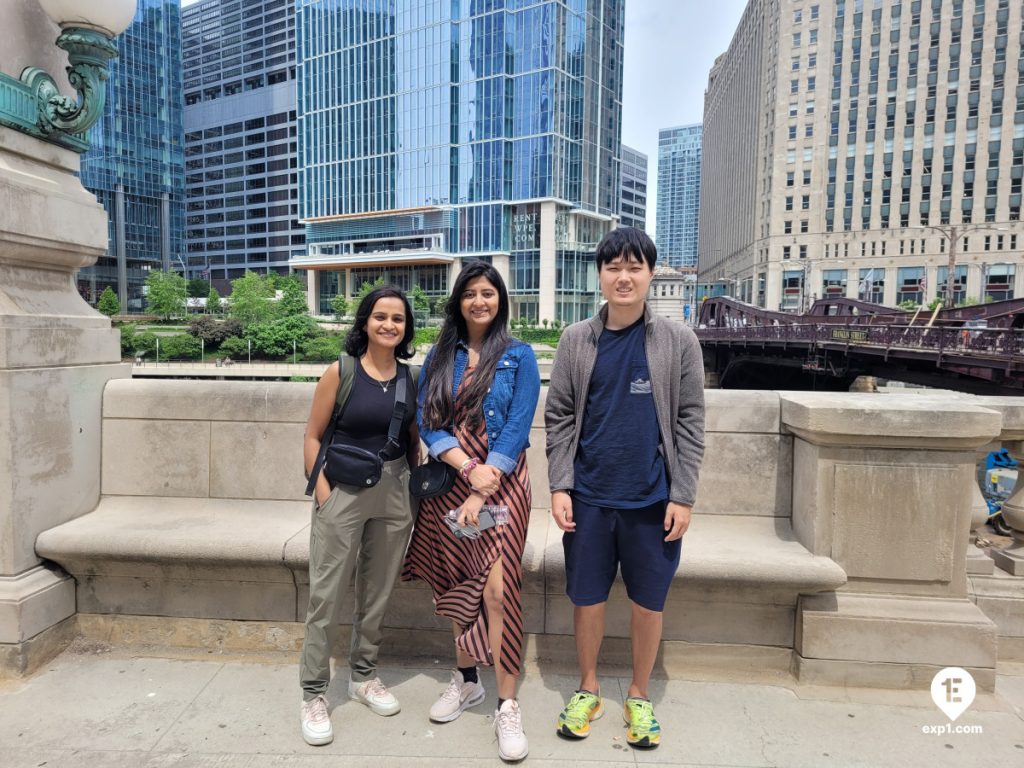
[{"x1": 29, "y1": 378, "x2": 1020, "y2": 690}]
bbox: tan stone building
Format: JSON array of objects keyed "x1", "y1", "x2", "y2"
[{"x1": 699, "y1": 0, "x2": 1024, "y2": 312}]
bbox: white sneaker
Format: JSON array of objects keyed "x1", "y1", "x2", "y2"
[
  {"x1": 494, "y1": 698, "x2": 529, "y2": 762},
  {"x1": 429, "y1": 669, "x2": 486, "y2": 723},
  {"x1": 348, "y1": 677, "x2": 401, "y2": 716},
  {"x1": 300, "y1": 694, "x2": 333, "y2": 746}
]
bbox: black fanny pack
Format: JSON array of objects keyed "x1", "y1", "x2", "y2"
[{"x1": 305, "y1": 363, "x2": 407, "y2": 495}]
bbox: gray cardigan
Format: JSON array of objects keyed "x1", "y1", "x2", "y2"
[{"x1": 544, "y1": 304, "x2": 706, "y2": 507}]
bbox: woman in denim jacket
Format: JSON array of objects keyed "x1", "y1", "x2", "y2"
[{"x1": 402, "y1": 261, "x2": 540, "y2": 762}]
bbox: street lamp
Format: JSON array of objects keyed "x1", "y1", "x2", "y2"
[
  {"x1": 0, "y1": 1, "x2": 137, "y2": 151},
  {"x1": 922, "y1": 224, "x2": 1008, "y2": 309}
]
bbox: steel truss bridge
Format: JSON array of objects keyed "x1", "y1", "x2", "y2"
[{"x1": 695, "y1": 297, "x2": 1024, "y2": 394}]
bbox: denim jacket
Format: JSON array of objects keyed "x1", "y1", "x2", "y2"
[{"x1": 417, "y1": 339, "x2": 541, "y2": 475}]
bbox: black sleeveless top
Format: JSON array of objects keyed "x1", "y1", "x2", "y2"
[{"x1": 333, "y1": 359, "x2": 415, "y2": 460}]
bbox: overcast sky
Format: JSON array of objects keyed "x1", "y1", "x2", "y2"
[
  {"x1": 622, "y1": 0, "x2": 748, "y2": 236},
  {"x1": 181, "y1": 0, "x2": 750, "y2": 236}
]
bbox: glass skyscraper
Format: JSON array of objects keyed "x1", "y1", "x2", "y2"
[
  {"x1": 78, "y1": 0, "x2": 185, "y2": 311},
  {"x1": 656, "y1": 123, "x2": 702, "y2": 269},
  {"x1": 182, "y1": 0, "x2": 304, "y2": 286},
  {"x1": 619, "y1": 144, "x2": 648, "y2": 230},
  {"x1": 293, "y1": 0, "x2": 624, "y2": 322}
]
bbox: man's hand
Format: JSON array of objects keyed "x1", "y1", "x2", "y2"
[
  {"x1": 663, "y1": 502, "x2": 692, "y2": 542},
  {"x1": 551, "y1": 490, "x2": 575, "y2": 532}
]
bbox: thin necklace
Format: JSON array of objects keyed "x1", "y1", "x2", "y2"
[{"x1": 377, "y1": 375, "x2": 394, "y2": 393}]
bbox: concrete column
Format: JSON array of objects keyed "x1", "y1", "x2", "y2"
[
  {"x1": 783, "y1": 393, "x2": 1002, "y2": 689},
  {"x1": 882, "y1": 266, "x2": 898, "y2": 306},
  {"x1": 538, "y1": 201, "x2": 557, "y2": 322},
  {"x1": 0, "y1": 125, "x2": 130, "y2": 675},
  {"x1": 492, "y1": 253, "x2": 510, "y2": 292},
  {"x1": 305, "y1": 269, "x2": 319, "y2": 315}
]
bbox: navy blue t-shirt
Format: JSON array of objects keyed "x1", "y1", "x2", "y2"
[{"x1": 573, "y1": 317, "x2": 667, "y2": 508}]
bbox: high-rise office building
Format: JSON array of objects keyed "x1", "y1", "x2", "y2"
[
  {"x1": 182, "y1": 0, "x2": 304, "y2": 287},
  {"x1": 656, "y1": 124, "x2": 703, "y2": 269},
  {"x1": 78, "y1": 0, "x2": 185, "y2": 311},
  {"x1": 700, "y1": 0, "x2": 1023, "y2": 311},
  {"x1": 292, "y1": 0, "x2": 624, "y2": 322},
  {"x1": 620, "y1": 144, "x2": 649, "y2": 230}
]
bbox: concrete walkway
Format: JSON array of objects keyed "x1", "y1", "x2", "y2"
[{"x1": 1, "y1": 643, "x2": 1023, "y2": 768}]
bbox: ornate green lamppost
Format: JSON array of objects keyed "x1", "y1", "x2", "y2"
[{"x1": 0, "y1": 0, "x2": 137, "y2": 152}]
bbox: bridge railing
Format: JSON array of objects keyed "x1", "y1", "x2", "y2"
[{"x1": 696, "y1": 323, "x2": 1024, "y2": 358}]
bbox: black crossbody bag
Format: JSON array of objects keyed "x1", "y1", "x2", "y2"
[{"x1": 304, "y1": 360, "x2": 408, "y2": 495}]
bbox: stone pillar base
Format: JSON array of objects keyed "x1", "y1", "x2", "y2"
[
  {"x1": 966, "y1": 547, "x2": 996, "y2": 575},
  {"x1": 0, "y1": 567, "x2": 76, "y2": 677},
  {"x1": 969, "y1": 571, "x2": 1024, "y2": 662},
  {"x1": 991, "y1": 545, "x2": 1024, "y2": 576},
  {"x1": 795, "y1": 593, "x2": 997, "y2": 691}
]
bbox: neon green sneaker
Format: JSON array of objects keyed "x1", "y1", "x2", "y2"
[
  {"x1": 623, "y1": 697, "x2": 660, "y2": 748},
  {"x1": 556, "y1": 690, "x2": 604, "y2": 739}
]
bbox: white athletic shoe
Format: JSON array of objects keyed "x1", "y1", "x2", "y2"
[
  {"x1": 300, "y1": 694, "x2": 333, "y2": 746},
  {"x1": 348, "y1": 677, "x2": 401, "y2": 716},
  {"x1": 428, "y1": 669, "x2": 486, "y2": 723},
  {"x1": 494, "y1": 698, "x2": 529, "y2": 762}
]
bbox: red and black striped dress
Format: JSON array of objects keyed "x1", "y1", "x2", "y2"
[{"x1": 401, "y1": 368, "x2": 532, "y2": 676}]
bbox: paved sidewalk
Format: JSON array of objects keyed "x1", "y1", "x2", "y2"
[{"x1": 0, "y1": 644, "x2": 1022, "y2": 768}]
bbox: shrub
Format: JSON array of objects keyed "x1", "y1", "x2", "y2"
[
  {"x1": 218, "y1": 336, "x2": 249, "y2": 358},
  {"x1": 158, "y1": 334, "x2": 202, "y2": 360},
  {"x1": 246, "y1": 314, "x2": 319, "y2": 358},
  {"x1": 188, "y1": 316, "x2": 243, "y2": 346},
  {"x1": 119, "y1": 323, "x2": 137, "y2": 357},
  {"x1": 132, "y1": 331, "x2": 158, "y2": 358},
  {"x1": 413, "y1": 325, "x2": 440, "y2": 349},
  {"x1": 301, "y1": 335, "x2": 343, "y2": 362}
]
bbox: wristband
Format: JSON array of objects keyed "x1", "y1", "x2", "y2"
[{"x1": 460, "y1": 458, "x2": 479, "y2": 480}]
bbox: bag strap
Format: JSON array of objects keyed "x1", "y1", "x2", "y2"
[
  {"x1": 304, "y1": 357, "x2": 408, "y2": 497},
  {"x1": 305, "y1": 354, "x2": 356, "y2": 497},
  {"x1": 379, "y1": 363, "x2": 408, "y2": 457}
]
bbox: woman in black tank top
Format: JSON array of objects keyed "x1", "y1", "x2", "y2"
[{"x1": 298, "y1": 286, "x2": 419, "y2": 746}]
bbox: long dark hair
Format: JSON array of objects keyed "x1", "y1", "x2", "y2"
[
  {"x1": 422, "y1": 261, "x2": 511, "y2": 430},
  {"x1": 344, "y1": 285, "x2": 416, "y2": 360}
]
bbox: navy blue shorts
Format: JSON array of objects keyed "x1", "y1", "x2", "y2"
[{"x1": 563, "y1": 498, "x2": 681, "y2": 612}]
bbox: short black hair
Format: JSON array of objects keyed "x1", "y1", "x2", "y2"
[
  {"x1": 344, "y1": 285, "x2": 416, "y2": 360},
  {"x1": 595, "y1": 227, "x2": 657, "y2": 271}
]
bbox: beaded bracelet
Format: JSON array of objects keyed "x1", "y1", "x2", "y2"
[{"x1": 460, "y1": 457, "x2": 479, "y2": 480}]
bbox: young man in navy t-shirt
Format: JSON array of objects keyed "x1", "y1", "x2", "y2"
[{"x1": 545, "y1": 228, "x2": 705, "y2": 749}]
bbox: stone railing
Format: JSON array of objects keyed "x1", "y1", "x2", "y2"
[{"x1": 31, "y1": 379, "x2": 1019, "y2": 689}]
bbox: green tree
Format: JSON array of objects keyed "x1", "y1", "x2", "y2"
[
  {"x1": 246, "y1": 314, "x2": 319, "y2": 358},
  {"x1": 187, "y1": 278, "x2": 211, "y2": 298},
  {"x1": 330, "y1": 294, "x2": 349, "y2": 319},
  {"x1": 408, "y1": 284, "x2": 431, "y2": 312},
  {"x1": 353, "y1": 278, "x2": 385, "y2": 308},
  {"x1": 431, "y1": 293, "x2": 450, "y2": 316},
  {"x1": 228, "y1": 271, "x2": 275, "y2": 327},
  {"x1": 276, "y1": 277, "x2": 309, "y2": 318},
  {"x1": 97, "y1": 286, "x2": 120, "y2": 317},
  {"x1": 207, "y1": 285, "x2": 222, "y2": 315},
  {"x1": 898, "y1": 299, "x2": 920, "y2": 311},
  {"x1": 927, "y1": 298, "x2": 944, "y2": 310},
  {"x1": 145, "y1": 270, "x2": 187, "y2": 321}
]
